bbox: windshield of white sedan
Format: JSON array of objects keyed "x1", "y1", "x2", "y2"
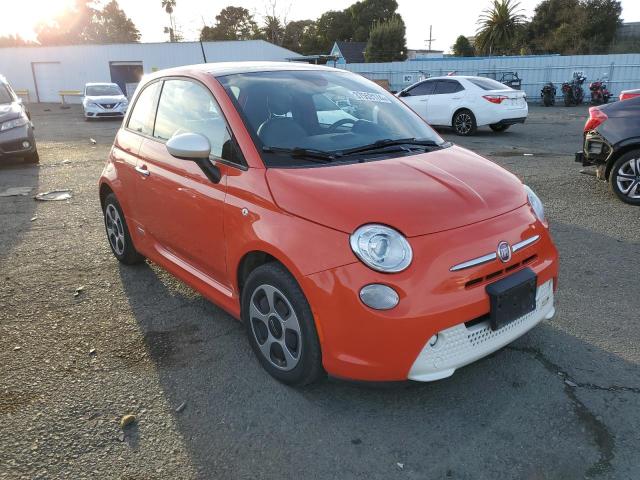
[
  {"x1": 218, "y1": 70, "x2": 445, "y2": 167},
  {"x1": 86, "y1": 85, "x2": 122, "y2": 96}
]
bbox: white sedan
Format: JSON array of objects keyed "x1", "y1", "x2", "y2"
[
  {"x1": 83, "y1": 83, "x2": 128, "y2": 120},
  {"x1": 397, "y1": 76, "x2": 528, "y2": 136}
]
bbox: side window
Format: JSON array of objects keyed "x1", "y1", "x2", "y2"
[
  {"x1": 127, "y1": 82, "x2": 161, "y2": 135},
  {"x1": 434, "y1": 80, "x2": 464, "y2": 95},
  {"x1": 154, "y1": 79, "x2": 240, "y2": 164},
  {"x1": 406, "y1": 81, "x2": 436, "y2": 96}
]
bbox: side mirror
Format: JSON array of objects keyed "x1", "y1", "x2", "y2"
[
  {"x1": 166, "y1": 132, "x2": 221, "y2": 183},
  {"x1": 398, "y1": 91, "x2": 408, "y2": 97}
]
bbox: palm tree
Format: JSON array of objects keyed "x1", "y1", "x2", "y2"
[
  {"x1": 161, "y1": 0, "x2": 177, "y2": 42},
  {"x1": 475, "y1": 0, "x2": 526, "y2": 55}
]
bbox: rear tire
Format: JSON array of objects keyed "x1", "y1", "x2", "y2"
[
  {"x1": 542, "y1": 95, "x2": 553, "y2": 107},
  {"x1": 103, "y1": 193, "x2": 145, "y2": 264},
  {"x1": 241, "y1": 262, "x2": 324, "y2": 386},
  {"x1": 609, "y1": 150, "x2": 640, "y2": 206},
  {"x1": 564, "y1": 95, "x2": 572, "y2": 107},
  {"x1": 489, "y1": 124, "x2": 510, "y2": 132},
  {"x1": 452, "y1": 109, "x2": 477, "y2": 136}
]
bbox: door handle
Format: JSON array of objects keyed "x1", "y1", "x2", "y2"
[{"x1": 135, "y1": 165, "x2": 150, "y2": 176}]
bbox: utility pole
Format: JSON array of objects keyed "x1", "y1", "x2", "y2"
[{"x1": 425, "y1": 25, "x2": 436, "y2": 51}]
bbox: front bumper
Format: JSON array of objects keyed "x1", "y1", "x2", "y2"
[
  {"x1": 408, "y1": 279, "x2": 554, "y2": 381},
  {"x1": 84, "y1": 104, "x2": 127, "y2": 118},
  {"x1": 303, "y1": 205, "x2": 559, "y2": 382},
  {"x1": 0, "y1": 123, "x2": 36, "y2": 158}
]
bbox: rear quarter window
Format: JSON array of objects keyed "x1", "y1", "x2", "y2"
[{"x1": 469, "y1": 78, "x2": 512, "y2": 91}]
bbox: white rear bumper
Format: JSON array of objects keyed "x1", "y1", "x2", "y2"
[{"x1": 408, "y1": 279, "x2": 554, "y2": 382}]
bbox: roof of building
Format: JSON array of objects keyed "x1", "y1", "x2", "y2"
[{"x1": 334, "y1": 41, "x2": 367, "y2": 63}]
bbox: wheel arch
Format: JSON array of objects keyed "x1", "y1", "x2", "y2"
[
  {"x1": 99, "y1": 181, "x2": 114, "y2": 210},
  {"x1": 451, "y1": 106, "x2": 475, "y2": 126},
  {"x1": 605, "y1": 142, "x2": 640, "y2": 179}
]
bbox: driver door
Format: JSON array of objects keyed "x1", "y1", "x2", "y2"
[{"x1": 399, "y1": 80, "x2": 436, "y2": 122}]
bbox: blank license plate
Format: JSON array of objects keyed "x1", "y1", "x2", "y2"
[{"x1": 486, "y1": 268, "x2": 537, "y2": 330}]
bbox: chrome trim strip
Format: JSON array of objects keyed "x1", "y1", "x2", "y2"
[
  {"x1": 512, "y1": 234, "x2": 541, "y2": 252},
  {"x1": 449, "y1": 235, "x2": 541, "y2": 272},
  {"x1": 449, "y1": 252, "x2": 497, "y2": 272}
]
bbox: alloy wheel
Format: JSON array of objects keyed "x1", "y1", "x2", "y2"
[
  {"x1": 615, "y1": 157, "x2": 640, "y2": 199},
  {"x1": 454, "y1": 113, "x2": 473, "y2": 135},
  {"x1": 249, "y1": 284, "x2": 302, "y2": 371},
  {"x1": 105, "y1": 204, "x2": 126, "y2": 256}
]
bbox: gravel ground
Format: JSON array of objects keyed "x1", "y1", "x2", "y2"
[{"x1": 1, "y1": 103, "x2": 638, "y2": 480}]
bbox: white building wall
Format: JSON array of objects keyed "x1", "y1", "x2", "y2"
[{"x1": 0, "y1": 40, "x2": 300, "y2": 103}]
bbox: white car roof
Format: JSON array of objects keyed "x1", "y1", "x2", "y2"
[{"x1": 85, "y1": 82, "x2": 120, "y2": 87}]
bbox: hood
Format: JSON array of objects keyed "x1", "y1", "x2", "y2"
[
  {"x1": 85, "y1": 95, "x2": 126, "y2": 104},
  {"x1": 265, "y1": 145, "x2": 527, "y2": 237},
  {"x1": 0, "y1": 102, "x2": 23, "y2": 122}
]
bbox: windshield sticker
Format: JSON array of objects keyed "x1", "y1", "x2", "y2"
[{"x1": 350, "y1": 91, "x2": 392, "y2": 103}]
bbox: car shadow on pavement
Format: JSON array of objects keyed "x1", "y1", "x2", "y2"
[
  {"x1": 0, "y1": 162, "x2": 40, "y2": 261},
  {"x1": 117, "y1": 223, "x2": 640, "y2": 480}
]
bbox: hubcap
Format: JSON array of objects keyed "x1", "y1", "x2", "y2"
[
  {"x1": 455, "y1": 113, "x2": 472, "y2": 134},
  {"x1": 249, "y1": 284, "x2": 302, "y2": 371},
  {"x1": 105, "y1": 204, "x2": 126, "y2": 256},
  {"x1": 616, "y1": 157, "x2": 640, "y2": 199}
]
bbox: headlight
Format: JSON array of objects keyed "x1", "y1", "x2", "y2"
[
  {"x1": 524, "y1": 185, "x2": 545, "y2": 223},
  {"x1": 350, "y1": 224, "x2": 412, "y2": 272},
  {"x1": 0, "y1": 115, "x2": 28, "y2": 132}
]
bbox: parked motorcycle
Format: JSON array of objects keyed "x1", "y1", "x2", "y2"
[
  {"x1": 562, "y1": 73, "x2": 586, "y2": 106},
  {"x1": 589, "y1": 76, "x2": 611, "y2": 105},
  {"x1": 541, "y1": 82, "x2": 556, "y2": 107}
]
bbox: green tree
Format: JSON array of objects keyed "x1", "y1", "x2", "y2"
[
  {"x1": 314, "y1": 10, "x2": 354, "y2": 52},
  {"x1": 93, "y1": 1, "x2": 140, "y2": 43},
  {"x1": 161, "y1": 0, "x2": 177, "y2": 42},
  {"x1": 577, "y1": 0, "x2": 622, "y2": 53},
  {"x1": 200, "y1": 6, "x2": 259, "y2": 41},
  {"x1": 261, "y1": 15, "x2": 285, "y2": 45},
  {"x1": 475, "y1": 0, "x2": 526, "y2": 55},
  {"x1": 35, "y1": 0, "x2": 140, "y2": 45},
  {"x1": 347, "y1": 0, "x2": 399, "y2": 41},
  {"x1": 364, "y1": 15, "x2": 407, "y2": 62},
  {"x1": 0, "y1": 35, "x2": 34, "y2": 47},
  {"x1": 282, "y1": 19, "x2": 316, "y2": 53},
  {"x1": 526, "y1": 0, "x2": 580, "y2": 53},
  {"x1": 452, "y1": 35, "x2": 475, "y2": 56}
]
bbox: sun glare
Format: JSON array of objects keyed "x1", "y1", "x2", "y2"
[{"x1": 0, "y1": 0, "x2": 76, "y2": 41}]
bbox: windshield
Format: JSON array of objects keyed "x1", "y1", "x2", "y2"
[
  {"x1": 85, "y1": 85, "x2": 123, "y2": 96},
  {"x1": 0, "y1": 84, "x2": 13, "y2": 104},
  {"x1": 218, "y1": 69, "x2": 444, "y2": 167}
]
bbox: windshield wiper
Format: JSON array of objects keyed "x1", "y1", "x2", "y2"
[
  {"x1": 262, "y1": 145, "x2": 338, "y2": 164},
  {"x1": 338, "y1": 138, "x2": 444, "y2": 157}
]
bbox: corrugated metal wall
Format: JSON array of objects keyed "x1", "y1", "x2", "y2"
[
  {"x1": 0, "y1": 40, "x2": 300, "y2": 103},
  {"x1": 340, "y1": 54, "x2": 640, "y2": 99}
]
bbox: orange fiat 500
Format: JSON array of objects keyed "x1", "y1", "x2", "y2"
[{"x1": 99, "y1": 62, "x2": 558, "y2": 385}]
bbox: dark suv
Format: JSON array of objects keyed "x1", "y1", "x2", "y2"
[
  {"x1": 576, "y1": 96, "x2": 640, "y2": 205},
  {"x1": 0, "y1": 75, "x2": 38, "y2": 163}
]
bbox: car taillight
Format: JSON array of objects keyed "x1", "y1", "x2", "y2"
[
  {"x1": 584, "y1": 107, "x2": 608, "y2": 132},
  {"x1": 619, "y1": 92, "x2": 640, "y2": 101},
  {"x1": 483, "y1": 95, "x2": 508, "y2": 104}
]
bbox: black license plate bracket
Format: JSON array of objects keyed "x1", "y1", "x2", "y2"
[{"x1": 486, "y1": 268, "x2": 537, "y2": 331}]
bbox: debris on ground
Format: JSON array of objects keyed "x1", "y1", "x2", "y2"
[
  {"x1": 89, "y1": 348, "x2": 96, "y2": 355},
  {"x1": 119, "y1": 414, "x2": 136, "y2": 429},
  {"x1": 0, "y1": 187, "x2": 33, "y2": 197},
  {"x1": 74, "y1": 285, "x2": 85, "y2": 297},
  {"x1": 14, "y1": 346, "x2": 21, "y2": 351},
  {"x1": 579, "y1": 169, "x2": 597, "y2": 177},
  {"x1": 90, "y1": 138, "x2": 97, "y2": 145},
  {"x1": 565, "y1": 379, "x2": 578, "y2": 388},
  {"x1": 523, "y1": 153, "x2": 534, "y2": 156},
  {"x1": 175, "y1": 401, "x2": 187, "y2": 413},
  {"x1": 396, "y1": 462, "x2": 404, "y2": 470},
  {"x1": 34, "y1": 190, "x2": 72, "y2": 201},
  {"x1": 30, "y1": 216, "x2": 37, "y2": 221}
]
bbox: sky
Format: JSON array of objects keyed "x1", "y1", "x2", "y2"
[{"x1": 2, "y1": 0, "x2": 640, "y2": 53}]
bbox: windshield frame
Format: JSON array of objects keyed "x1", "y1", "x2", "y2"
[
  {"x1": 217, "y1": 69, "x2": 446, "y2": 169},
  {"x1": 0, "y1": 83, "x2": 15, "y2": 104}
]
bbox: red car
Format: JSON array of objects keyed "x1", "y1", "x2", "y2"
[{"x1": 99, "y1": 63, "x2": 559, "y2": 385}]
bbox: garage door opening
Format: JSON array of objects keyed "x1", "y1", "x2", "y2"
[
  {"x1": 109, "y1": 62, "x2": 143, "y2": 98},
  {"x1": 32, "y1": 62, "x2": 64, "y2": 103}
]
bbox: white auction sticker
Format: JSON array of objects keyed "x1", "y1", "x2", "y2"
[{"x1": 350, "y1": 91, "x2": 392, "y2": 103}]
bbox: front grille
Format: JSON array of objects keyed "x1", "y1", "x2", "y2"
[
  {"x1": 100, "y1": 103, "x2": 117, "y2": 109},
  {"x1": 464, "y1": 254, "x2": 538, "y2": 289}
]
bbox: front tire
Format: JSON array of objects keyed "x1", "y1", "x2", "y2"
[
  {"x1": 242, "y1": 263, "x2": 324, "y2": 386},
  {"x1": 452, "y1": 109, "x2": 477, "y2": 136},
  {"x1": 103, "y1": 193, "x2": 145, "y2": 264},
  {"x1": 609, "y1": 151, "x2": 640, "y2": 205},
  {"x1": 489, "y1": 124, "x2": 510, "y2": 132}
]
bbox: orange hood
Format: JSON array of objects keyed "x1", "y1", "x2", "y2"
[{"x1": 265, "y1": 145, "x2": 527, "y2": 237}]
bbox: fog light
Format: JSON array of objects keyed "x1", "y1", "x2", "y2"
[
  {"x1": 359, "y1": 284, "x2": 399, "y2": 310},
  {"x1": 22, "y1": 141, "x2": 30, "y2": 149}
]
